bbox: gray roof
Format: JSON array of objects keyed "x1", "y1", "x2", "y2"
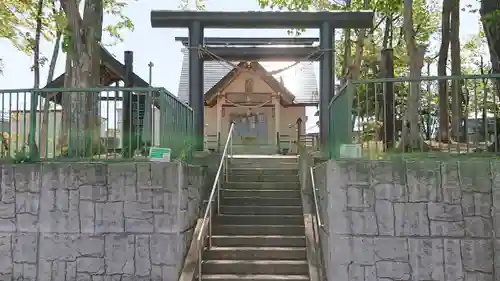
[{"x1": 177, "y1": 49, "x2": 319, "y2": 104}]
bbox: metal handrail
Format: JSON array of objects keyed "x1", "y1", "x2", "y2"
[
  {"x1": 309, "y1": 164, "x2": 326, "y2": 281},
  {"x1": 309, "y1": 166, "x2": 323, "y2": 228},
  {"x1": 196, "y1": 122, "x2": 234, "y2": 280}
]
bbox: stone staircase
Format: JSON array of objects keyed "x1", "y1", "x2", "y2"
[
  {"x1": 230, "y1": 144, "x2": 279, "y2": 155},
  {"x1": 201, "y1": 156, "x2": 309, "y2": 281}
]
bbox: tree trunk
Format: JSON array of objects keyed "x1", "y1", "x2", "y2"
[
  {"x1": 450, "y1": 0, "x2": 462, "y2": 141},
  {"x1": 46, "y1": 32, "x2": 61, "y2": 83},
  {"x1": 30, "y1": 0, "x2": 44, "y2": 159},
  {"x1": 380, "y1": 48, "x2": 395, "y2": 149},
  {"x1": 480, "y1": 0, "x2": 500, "y2": 97},
  {"x1": 345, "y1": 0, "x2": 369, "y2": 135},
  {"x1": 33, "y1": 0, "x2": 43, "y2": 89},
  {"x1": 40, "y1": 30, "x2": 62, "y2": 158},
  {"x1": 382, "y1": 14, "x2": 392, "y2": 49},
  {"x1": 437, "y1": 0, "x2": 452, "y2": 143},
  {"x1": 346, "y1": 0, "x2": 369, "y2": 82},
  {"x1": 400, "y1": 0, "x2": 428, "y2": 151},
  {"x1": 402, "y1": 45, "x2": 427, "y2": 150},
  {"x1": 349, "y1": 31, "x2": 366, "y2": 80},
  {"x1": 60, "y1": 0, "x2": 103, "y2": 157},
  {"x1": 58, "y1": 48, "x2": 72, "y2": 155},
  {"x1": 480, "y1": 56, "x2": 488, "y2": 141},
  {"x1": 425, "y1": 62, "x2": 432, "y2": 140},
  {"x1": 342, "y1": 29, "x2": 351, "y2": 77},
  {"x1": 480, "y1": 0, "x2": 500, "y2": 152},
  {"x1": 341, "y1": 0, "x2": 351, "y2": 77}
]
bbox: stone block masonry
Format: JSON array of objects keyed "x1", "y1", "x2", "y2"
[
  {"x1": 314, "y1": 159, "x2": 500, "y2": 281},
  {"x1": 0, "y1": 162, "x2": 205, "y2": 281}
]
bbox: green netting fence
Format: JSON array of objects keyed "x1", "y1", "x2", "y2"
[
  {"x1": 327, "y1": 74, "x2": 500, "y2": 160},
  {"x1": 0, "y1": 87, "x2": 195, "y2": 162}
]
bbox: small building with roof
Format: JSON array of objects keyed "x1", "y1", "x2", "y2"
[
  {"x1": 9, "y1": 46, "x2": 165, "y2": 158},
  {"x1": 176, "y1": 38, "x2": 320, "y2": 151}
]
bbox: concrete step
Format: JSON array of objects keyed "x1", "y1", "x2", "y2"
[
  {"x1": 211, "y1": 235, "x2": 306, "y2": 247},
  {"x1": 230, "y1": 145, "x2": 278, "y2": 155},
  {"x1": 230, "y1": 155, "x2": 298, "y2": 161},
  {"x1": 202, "y1": 274, "x2": 309, "y2": 281},
  {"x1": 229, "y1": 168, "x2": 299, "y2": 176},
  {"x1": 202, "y1": 260, "x2": 309, "y2": 275},
  {"x1": 224, "y1": 182, "x2": 300, "y2": 190},
  {"x1": 229, "y1": 157, "x2": 298, "y2": 169},
  {"x1": 204, "y1": 247, "x2": 307, "y2": 260},
  {"x1": 222, "y1": 197, "x2": 302, "y2": 207},
  {"x1": 230, "y1": 163, "x2": 299, "y2": 169},
  {"x1": 222, "y1": 189, "x2": 301, "y2": 199},
  {"x1": 220, "y1": 205, "x2": 303, "y2": 215},
  {"x1": 216, "y1": 215, "x2": 304, "y2": 226},
  {"x1": 213, "y1": 225, "x2": 305, "y2": 236},
  {"x1": 228, "y1": 174, "x2": 299, "y2": 182}
]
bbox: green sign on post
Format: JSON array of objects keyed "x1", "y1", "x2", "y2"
[
  {"x1": 149, "y1": 147, "x2": 172, "y2": 162},
  {"x1": 339, "y1": 144, "x2": 362, "y2": 159}
]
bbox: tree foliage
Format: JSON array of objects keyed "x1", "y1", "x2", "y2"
[
  {"x1": 1, "y1": 0, "x2": 136, "y2": 71},
  {"x1": 1, "y1": 0, "x2": 39, "y2": 50},
  {"x1": 254, "y1": 0, "x2": 500, "y2": 152},
  {"x1": 255, "y1": 0, "x2": 439, "y2": 77},
  {"x1": 2, "y1": 0, "x2": 137, "y2": 160}
]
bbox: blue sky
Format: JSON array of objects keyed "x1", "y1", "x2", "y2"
[
  {"x1": 1, "y1": 0, "x2": 318, "y2": 91},
  {"x1": 0, "y1": 0, "x2": 483, "y2": 132},
  {"x1": 0, "y1": 0, "x2": 482, "y2": 91}
]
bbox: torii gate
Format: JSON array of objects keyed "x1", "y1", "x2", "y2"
[{"x1": 150, "y1": 10, "x2": 374, "y2": 151}]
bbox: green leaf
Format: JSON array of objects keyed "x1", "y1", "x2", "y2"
[{"x1": 3, "y1": 0, "x2": 137, "y2": 54}]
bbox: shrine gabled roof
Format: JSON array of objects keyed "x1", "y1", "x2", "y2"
[
  {"x1": 42, "y1": 45, "x2": 161, "y2": 105},
  {"x1": 204, "y1": 61, "x2": 295, "y2": 106},
  {"x1": 44, "y1": 45, "x2": 151, "y2": 90},
  {"x1": 176, "y1": 48, "x2": 319, "y2": 105}
]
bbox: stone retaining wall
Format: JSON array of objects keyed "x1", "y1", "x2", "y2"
[
  {"x1": 314, "y1": 159, "x2": 499, "y2": 281},
  {"x1": 0, "y1": 162, "x2": 205, "y2": 281}
]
